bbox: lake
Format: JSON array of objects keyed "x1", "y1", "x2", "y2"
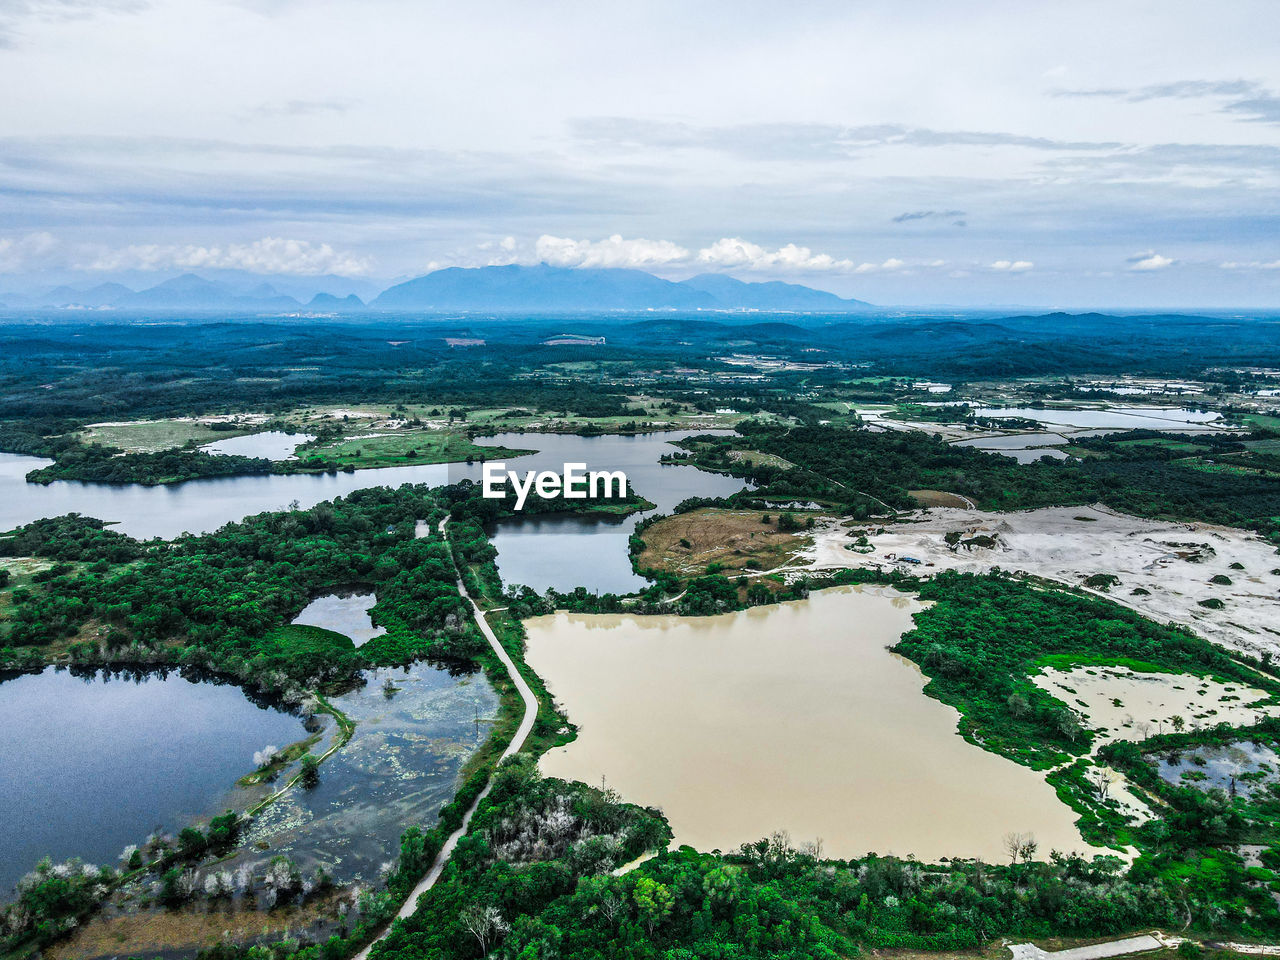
[
  {"x1": 0, "y1": 430, "x2": 745, "y2": 594},
  {"x1": 481, "y1": 431, "x2": 747, "y2": 593},
  {"x1": 0, "y1": 667, "x2": 306, "y2": 896},
  {"x1": 526, "y1": 586, "x2": 1102, "y2": 862}
]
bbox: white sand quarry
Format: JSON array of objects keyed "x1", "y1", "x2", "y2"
[
  {"x1": 1033, "y1": 665, "x2": 1275, "y2": 742},
  {"x1": 805, "y1": 504, "x2": 1280, "y2": 660}
]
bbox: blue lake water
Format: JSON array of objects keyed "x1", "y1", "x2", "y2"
[{"x1": 0, "y1": 667, "x2": 305, "y2": 896}]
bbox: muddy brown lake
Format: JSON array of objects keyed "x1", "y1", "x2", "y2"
[{"x1": 526, "y1": 585, "x2": 1103, "y2": 862}]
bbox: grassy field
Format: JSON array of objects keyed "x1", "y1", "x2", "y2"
[
  {"x1": 0, "y1": 557, "x2": 55, "y2": 624},
  {"x1": 300, "y1": 430, "x2": 531, "y2": 468},
  {"x1": 1243, "y1": 412, "x2": 1280, "y2": 432},
  {"x1": 728, "y1": 448, "x2": 795, "y2": 470},
  {"x1": 636, "y1": 507, "x2": 817, "y2": 576},
  {"x1": 1116, "y1": 436, "x2": 1213, "y2": 453},
  {"x1": 287, "y1": 401, "x2": 750, "y2": 437},
  {"x1": 80, "y1": 419, "x2": 255, "y2": 452},
  {"x1": 1179, "y1": 458, "x2": 1267, "y2": 477}
]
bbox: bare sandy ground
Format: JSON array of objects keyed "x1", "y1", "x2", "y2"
[{"x1": 804, "y1": 503, "x2": 1280, "y2": 660}]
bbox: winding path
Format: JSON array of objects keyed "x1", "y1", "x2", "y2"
[{"x1": 353, "y1": 516, "x2": 538, "y2": 960}]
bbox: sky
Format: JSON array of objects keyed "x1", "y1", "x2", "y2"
[{"x1": 1, "y1": 0, "x2": 1278, "y2": 307}]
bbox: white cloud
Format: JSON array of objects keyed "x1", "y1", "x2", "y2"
[
  {"x1": 1128, "y1": 251, "x2": 1175, "y2": 271},
  {"x1": 87, "y1": 237, "x2": 373, "y2": 276},
  {"x1": 0, "y1": 232, "x2": 58, "y2": 272},
  {"x1": 696, "y1": 237, "x2": 858, "y2": 272},
  {"x1": 1221, "y1": 259, "x2": 1280, "y2": 269},
  {"x1": 528, "y1": 234, "x2": 868, "y2": 274},
  {"x1": 535, "y1": 234, "x2": 689, "y2": 269},
  {"x1": 991, "y1": 259, "x2": 1034, "y2": 272},
  {"x1": 853, "y1": 257, "x2": 906, "y2": 273}
]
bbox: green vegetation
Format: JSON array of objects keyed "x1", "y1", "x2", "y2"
[
  {"x1": 297, "y1": 429, "x2": 528, "y2": 470},
  {"x1": 895, "y1": 572, "x2": 1280, "y2": 768},
  {"x1": 685, "y1": 423, "x2": 1280, "y2": 538},
  {"x1": 0, "y1": 485, "x2": 479, "y2": 695}
]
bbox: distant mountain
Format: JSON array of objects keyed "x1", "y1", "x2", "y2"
[
  {"x1": 373, "y1": 264, "x2": 870, "y2": 312},
  {"x1": 2, "y1": 264, "x2": 872, "y2": 314},
  {"x1": 373, "y1": 263, "x2": 717, "y2": 311},
  {"x1": 307, "y1": 292, "x2": 366, "y2": 311},
  {"x1": 677, "y1": 273, "x2": 870, "y2": 310},
  {"x1": 120, "y1": 273, "x2": 299, "y2": 310}
]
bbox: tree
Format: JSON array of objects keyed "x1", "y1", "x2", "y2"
[
  {"x1": 460, "y1": 904, "x2": 508, "y2": 954},
  {"x1": 633, "y1": 877, "x2": 674, "y2": 935},
  {"x1": 1003, "y1": 832, "x2": 1026, "y2": 865},
  {"x1": 1088, "y1": 766, "x2": 1116, "y2": 802},
  {"x1": 299, "y1": 754, "x2": 320, "y2": 788}
]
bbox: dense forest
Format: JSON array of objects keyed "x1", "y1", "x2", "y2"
[
  {"x1": 685, "y1": 424, "x2": 1280, "y2": 539},
  {"x1": 0, "y1": 485, "x2": 483, "y2": 695},
  {"x1": 896, "y1": 571, "x2": 1280, "y2": 767},
  {"x1": 2, "y1": 312, "x2": 1279, "y2": 425}
]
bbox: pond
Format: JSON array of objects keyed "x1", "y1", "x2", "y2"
[
  {"x1": 525, "y1": 585, "x2": 1101, "y2": 862},
  {"x1": 216, "y1": 662, "x2": 497, "y2": 886},
  {"x1": 0, "y1": 667, "x2": 306, "y2": 897},
  {"x1": 292, "y1": 592, "x2": 386, "y2": 647},
  {"x1": 1153, "y1": 740, "x2": 1280, "y2": 797},
  {"x1": 201, "y1": 431, "x2": 315, "y2": 460},
  {"x1": 955, "y1": 433, "x2": 1070, "y2": 463}
]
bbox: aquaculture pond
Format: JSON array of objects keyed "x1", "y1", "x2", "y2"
[
  {"x1": 971, "y1": 405, "x2": 1222, "y2": 431},
  {"x1": 0, "y1": 667, "x2": 306, "y2": 897}
]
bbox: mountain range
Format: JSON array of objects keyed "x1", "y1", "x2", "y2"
[{"x1": 0, "y1": 263, "x2": 872, "y2": 313}]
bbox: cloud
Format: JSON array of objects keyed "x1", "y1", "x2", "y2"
[
  {"x1": 1054, "y1": 79, "x2": 1264, "y2": 101},
  {"x1": 1053, "y1": 79, "x2": 1280, "y2": 126},
  {"x1": 529, "y1": 234, "x2": 868, "y2": 274},
  {"x1": 1220, "y1": 259, "x2": 1280, "y2": 270},
  {"x1": 0, "y1": 231, "x2": 58, "y2": 272},
  {"x1": 253, "y1": 99, "x2": 357, "y2": 117},
  {"x1": 0, "y1": 0, "x2": 148, "y2": 48},
  {"x1": 696, "y1": 238, "x2": 860, "y2": 273},
  {"x1": 990, "y1": 259, "x2": 1034, "y2": 272},
  {"x1": 1127, "y1": 251, "x2": 1175, "y2": 271},
  {"x1": 853, "y1": 258, "x2": 906, "y2": 274},
  {"x1": 570, "y1": 117, "x2": 1121, "y2": 161},
  {"x1": 86, "y1": 237, "x2": 374, "y2": 276},
  {"x1": 535, "y1": 234, "x2": 690, "y2": 268},
  {"x1": 892, "y1": 210, "x2": 966, "y2": 223},
  {"x1": 1223, "y1": 95, "x2": 1280, "y2": 125}
]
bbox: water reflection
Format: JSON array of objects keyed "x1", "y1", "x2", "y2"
[
  {"x1": 292, "y1": 592, "x2": 385, "y2": 647},
  {"x1": 0, "y1": 667, "x2": 305, "y2": 896},
  {"x1": 220, "y1": 663, "x2": 497, "y2": 884}
]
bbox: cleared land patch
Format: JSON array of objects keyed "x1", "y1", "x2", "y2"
[
  {"x1": 80, "y1": 418, "x2": 257, "y2": 453},
  {"x1": 636, "y1": 507, "x2": 817, "y2": 576}
]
